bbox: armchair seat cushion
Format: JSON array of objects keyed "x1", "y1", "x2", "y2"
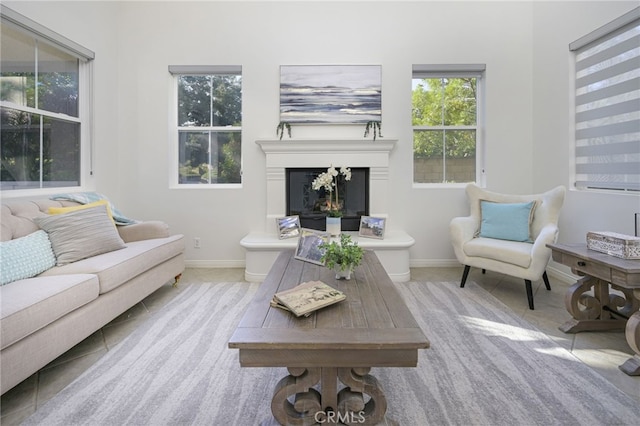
[{"x1": 463, "y1": 237, "x2": 533, "y2": 269}]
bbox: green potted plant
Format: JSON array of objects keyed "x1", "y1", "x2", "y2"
[{"x1": 320, "y1": 233, "x2": 364, "y2": 280}]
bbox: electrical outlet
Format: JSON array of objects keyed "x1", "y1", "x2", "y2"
[{"x1": 194, "y1": 237, "x2": 201, "y2": 249}]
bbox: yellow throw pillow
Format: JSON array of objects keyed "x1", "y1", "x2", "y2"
[{"x1": 48, "y1": 199, "x2": 115, "y2": 223}]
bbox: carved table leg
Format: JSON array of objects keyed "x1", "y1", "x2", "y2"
[
  {"x1": 271, "y1": 367, "x2": 322, "y2": 426},
  {"x1": 337, "y1": 367, "x2": 387, "y2": 425},
  {"x1": 619, "y1": 289, "x2": 640, "y2": 376},
  {"x1": 271, "y1": 366, "x2": 392, "y2": 425},
  {"x1": 559, "y1": 276, "x2": 629, "y2": 333}
]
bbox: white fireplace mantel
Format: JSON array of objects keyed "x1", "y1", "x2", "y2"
[
  {"x1": 241, "y1": 138, "x2": 414, "y2": 282},
  {"x1": 256, "y1": 138, "x2": 396, "y2": 159}
]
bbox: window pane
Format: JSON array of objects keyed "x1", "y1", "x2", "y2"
[
  {"x1": 413, "y1": 129, "x2": 476, "y2": 183},
  {"x1": 412, "y1": 78, "x2": 443, "y2": 126},
  {"x1": 412, "y1": 78, "x2": 477, "y2": 126},
  {"x1": 211, "y1": 75, "x2": 242, "y2": 126},
  {"x1": 1, "y1": 108, "x2": 40, "y2": 189},
  {"x1": 42, "y1": 116, "x2": 80, "y2": 187},
  {"x1": 177, "y1": 75, "x2": 242, "y2": 127},
  {"x1": 178, "y1": 76, "x2": 211, "y2": 126},
  {"x1": 1, "y1": 25, "x2": 36, "y2": 108},
  {"x1": 214, "y1": 131, "x2": 241, "y2": 183},
  {"x1": 178, "y1": 131, "x2": 241, "y2": 184},
  {"x1": 38, "y1": 42, "x2": 79, "y2": 117},
  {"x1": 443, "y1": 78, "x2": 477, "y2": 126},
  {"x1": 445, "y1": 129, "x2": 476, "y2": 183},
  {"x1": 0, "y1": 108, "x2": 80, "y2": 189}
]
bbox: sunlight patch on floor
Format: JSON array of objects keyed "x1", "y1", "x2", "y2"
[{"x1": 461, "y1": 316, "x2": 547, "y2": 342}]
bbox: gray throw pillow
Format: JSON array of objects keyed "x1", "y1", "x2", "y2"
[{"x1": 34, "y1": 204, "x2": 126, "y2": 265}]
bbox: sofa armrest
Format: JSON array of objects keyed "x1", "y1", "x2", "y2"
[{"x1": 117, "y1": 221, "x2": 170, "y2": 243}]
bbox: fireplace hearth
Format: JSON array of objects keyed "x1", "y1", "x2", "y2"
[{"x1": 286, "y1": 168, "x2": 369, "y2": 232}]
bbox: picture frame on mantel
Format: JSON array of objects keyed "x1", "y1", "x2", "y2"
[
  {"x1": 359, "y1": 216, "x2": 386, "y2": 239},
  {"x1": 280, "y1": 65, "x2": 381, "y2": 124}
]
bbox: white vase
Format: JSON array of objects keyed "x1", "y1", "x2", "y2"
[
  {"x1": 326, "y1": 216, "x2": 341, "y2": 237},
  {"x1": 334, "y1": 266, "x2": 352, "y2": 280}
]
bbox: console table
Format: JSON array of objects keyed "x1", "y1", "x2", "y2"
[
  {"x1": 547, "y1": 243, "x2": 640, "y2": 375},
  {"x1": 228, "y1": 249, "x2": 430, "y2": 425}
]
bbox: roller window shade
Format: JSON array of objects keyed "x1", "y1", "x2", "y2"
[
  {"x1": 1, "y1": 5, "x2": 94, "y2": 60},
  {"x1": 412, "y1": 64, "x2": 486, "y2": 79},
  {"x1": 572, "y1": 8, "x2": 640, "y2": 191},
  {"x1": 168, "y1": 65, "x2": 241, "y2": 75}
]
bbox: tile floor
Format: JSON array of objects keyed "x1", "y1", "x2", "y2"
[{"x1": 1, "y1": 267, "x2": 638, "y2": 425}]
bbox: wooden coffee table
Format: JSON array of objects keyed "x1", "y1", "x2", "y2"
[{"x1": 228, "y1": 249, "x2": 430, "y2": 425}]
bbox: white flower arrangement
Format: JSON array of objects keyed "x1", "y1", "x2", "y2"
[{"x1": 311, "y1": 166, "x2": 352, "y2": 217}]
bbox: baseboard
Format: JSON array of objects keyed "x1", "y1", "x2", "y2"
[
  {"x1": 410, "y1": 259, "x2": 463, "y2": 268},
  {"x1": 546, "y1": 264, "x2": 579, "y2": 285},
  {"x1": 185, "y1": 259, "x2": 245, "y2": 269},
  {"x1": 184, "y1": 259, "x2": 579, "y2": 287}
]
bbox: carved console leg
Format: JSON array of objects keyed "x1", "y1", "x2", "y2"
[
  {"x1": 271, "y1": 367, "x2": 322, "y2": 426},
  {"x1": 337, "y1": 367, "x2": 387, "y2": 425},
  {"x1": 559, "y1": 276, "x2": 627, "y2": 333},
  {"x1": 619, "y1": 289, "x2": 640, "y2": 376}
]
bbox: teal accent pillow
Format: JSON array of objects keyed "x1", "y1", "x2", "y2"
[
  {"x1": 0, "y1": 230, "x2": 56, "y2": 285},
  {"x1": 479, "y1": 200, "x2": 536, "y2": 242}
]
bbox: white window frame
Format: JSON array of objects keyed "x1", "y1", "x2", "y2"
[
  {"x1": 570, "y1": 7, "x2": 640, "y2": 193},
  {"x1": 411, "y1": 64, "x2": 486, "y2": 188},
  {"x1": 168, "y1": 65, "x2": 242, "y2": 189},
  {"x1": 0, "y1": 5, "x2": 94, "y2": 197}
]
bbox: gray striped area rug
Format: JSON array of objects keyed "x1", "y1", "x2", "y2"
[{"x1": 23, "y1": 281, "x2": 640, "y2": 425}]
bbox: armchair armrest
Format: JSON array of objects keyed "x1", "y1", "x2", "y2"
[
  {"x1": 450, "y1": 216, "x2": 477, "y2": 246},
  {"x1": 117, "y1": 221, "x2": 170, "y2": 243},
  {"x1": 529, "y1": 223, "x2": 560, "y2": 273}
]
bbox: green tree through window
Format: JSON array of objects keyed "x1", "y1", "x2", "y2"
[
  {"x1": 1, "y1": 22, "x2": 84, "y2": 191},
  {"x1": 412, "y1": 72, "x2": 481, "y2": 184},
  {"x1": 177, "y1": 73, "x2": 242, "y2": 184}
]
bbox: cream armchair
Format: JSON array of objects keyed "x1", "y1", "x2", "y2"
[{"x1": 450, "y1": 184, "x2": 565, "y2": 310}]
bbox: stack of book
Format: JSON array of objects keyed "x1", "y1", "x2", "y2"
[{"x1": 270, "y1": 280, "x2": 346, "y2": 317}]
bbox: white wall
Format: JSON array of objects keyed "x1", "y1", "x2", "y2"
[
  {"x1": 5, "y1": 1, "x2": 638, "y2": 268},
  {"x1": 531, "y1": 1, "x2": 640, "y2": 250}
]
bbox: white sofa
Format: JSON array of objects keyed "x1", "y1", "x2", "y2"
[{"x1": 0, "y1": 197, "x2": 185, "y2": 394}]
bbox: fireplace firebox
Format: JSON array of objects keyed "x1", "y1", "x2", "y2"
[{"x1": 286, "y1": 168, "x2": 369, "y2": 232}]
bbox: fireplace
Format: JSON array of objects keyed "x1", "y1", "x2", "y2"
[
  {"x1": 286, "y1": 168, "x2": 369, "y2": 232},
  {"x1": 241, "y1": 138, "x2": 414, "y2": 283}
]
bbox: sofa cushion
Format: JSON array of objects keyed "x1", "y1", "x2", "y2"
[
  {"x1": 0, "y1": 230, "x2": 56, "y2": 285},
  {"x1": 39, "y1": 234, "x2": 184, "y2": 294},
  {"x1": 463, "y1": 237, "x2": 533, "y2": 269},
  {"x1": 0, "y1": 274, "x2": 99, "y2": 350},
  {"x1": 34, "y1": 205, "x2": 126, "y2": 266}
]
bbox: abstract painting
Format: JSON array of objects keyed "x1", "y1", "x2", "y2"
[{"x1": 280, "y1": 65, "x2": 381, "y2": 124}]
